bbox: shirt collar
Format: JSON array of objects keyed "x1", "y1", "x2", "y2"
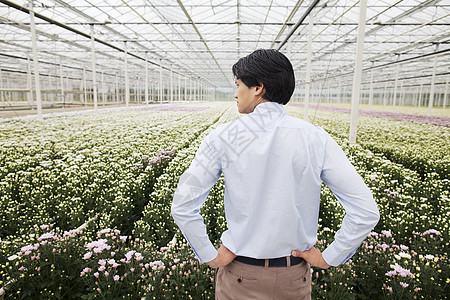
[{"x1": 252, "y1": 101, "x2": 286, "y2": 116}]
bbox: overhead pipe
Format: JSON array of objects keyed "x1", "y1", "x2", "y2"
[{"x1": 277, "y1": 0, "x2": 320, "y2": 51}]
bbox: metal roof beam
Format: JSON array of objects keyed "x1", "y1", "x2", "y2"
[
  {"x1": 270, "y1": 0, "x2": 304, "y2": 48},
  {"x1": 176, "y1": 0, "x2": 232, "y2": 87},
  {"x1": 277, "y1": 0, "x2": 320, "y2": 51}
]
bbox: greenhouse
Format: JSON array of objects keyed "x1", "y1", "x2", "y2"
[{"x1": 0, "y1": 0, "x2": 449, "y2": 299}]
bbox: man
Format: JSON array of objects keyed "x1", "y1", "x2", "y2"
[{"x1": 171, "y1": 49, "x2": 380, "y2": 299}]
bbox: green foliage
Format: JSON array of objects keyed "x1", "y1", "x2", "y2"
[{"x1": 1, "y1": 104, "x2": 448, "y2": 299}]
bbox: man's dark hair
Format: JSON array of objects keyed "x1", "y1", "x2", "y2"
[{"x1": 232, "y1": 49, "x2": 295, "y2": 105}]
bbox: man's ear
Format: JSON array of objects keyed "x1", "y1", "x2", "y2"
[{"x1": 254, "y1": 83, "x2": 265, "y2": 96}]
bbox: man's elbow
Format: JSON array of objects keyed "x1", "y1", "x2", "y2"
[
  {"x1": 171, "y1": 202, "x2": 181, "y2": 224},
  {"x1": 369, "y1": 205, "x2": 380, "y2": 229}
]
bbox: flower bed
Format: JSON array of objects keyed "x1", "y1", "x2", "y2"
[{"x1": 1, "y1": 102, "x2": 448, "y2": 299}]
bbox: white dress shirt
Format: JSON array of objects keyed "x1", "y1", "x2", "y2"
[{"x1": 171, "y1": 101, "x2": 380, "y2": 266}]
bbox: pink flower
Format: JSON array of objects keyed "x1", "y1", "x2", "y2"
[
  {"x1": 125, "y1": 251, "x2": 135, "y2": 261},
  {"x1": 20, "y1": 245, "x2": 34, "y2": 253},
  {"x1": 423, "y1": 229, "x2": 440, "y2": 236},
  {"x1": 381, "y1": 230, "x2": 392, "y2": 237},
  {"x1": 99, "y1": 229, "x2": 111, "y2": 235},
  {"x1": 400, "y1": 282, "x2": 409, "y2": 288},
  {"x1": 98, "y1": 259, "x2": 106, "y2": 266},
  {"x1": 104, "y1": 271, "x2": 109, "y2": 277},
  {"x1": 86, "y1": 239, "x2": 111, "y2": 254},
  {"x1": 385, "y1": 271, "x2": 395, "y2": 277},
  {"x1": 380, "y1": 244, "x2": 389, "y2": 251},
  {"x1": 98, "y1": 266, "x2": 106, "y2": 272},
  {"x1": 37, "y1": 232, "x2": 56, "y2": 241},
  {"x1": 130, "y1": 268, "x2": 135, "y2": 272},
  {"x1": 114, "y1": 275, "x2": 120, "y2": 281},
  {"x1": 387, "y1": 264, "x2": 414, "y2": 278},
  {"x1": 94, "y1": 272, "x2": 99, "y2": 278},
  {"x1": 80, "y1": 267, "x2": 92, "y2": 275},
  {"x1": 83, "y1": 252, "x2": 93, "y2": 260},
  {"x1": 135, "y1": 252, "x2": 143, "y2": 261}
]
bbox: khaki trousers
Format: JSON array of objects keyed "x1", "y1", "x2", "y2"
[{"x1": 215, "y1": 259, "x2": 311, "y2": 300}]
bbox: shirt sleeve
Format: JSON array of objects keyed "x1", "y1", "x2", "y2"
[
  {"x1": 319, "y1": 134, "x2": 380, "y2": 266},
  {"x1": 171, "y1": 134, "x2": 222, "y2": 263}
]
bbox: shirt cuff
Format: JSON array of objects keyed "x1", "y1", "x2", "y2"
[
  {"x1": 195, "y1": 243, "x2": 219, "y2": 263},
  {"x1": 322, "y1": 242, "x2": 356, "y2": 267}
]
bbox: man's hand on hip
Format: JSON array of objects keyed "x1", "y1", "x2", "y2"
[
  {"x1": 207, "y1": 244, "x2": 237, "y2": 269},
  {"x1": 291, "y1": 246, "x2": 331, "y2": 269}
]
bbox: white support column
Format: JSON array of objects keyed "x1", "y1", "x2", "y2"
[
  {"x1": 59, "y1": 58, "x2": 65, "y2": 108},
  {"x1": 145, "y1": 53, "x2": 149, "y2": 105},
  {"x1": 418, "y1": 83, "x2": 423, "y2": 108},
  {"x1": 392, "y1": 64, "x2": 400, "y2": 112},
  {"x1": 400, "y1": 83, "x2": 405, "y2": 107},
  {"x1": 326, "y1": 81, "x2": 330, "y2": 104},
  {"x1": 382, "y1": 83, "x2": 387, "y2": 106},
  {"x1": 29, "y1": 0, "x2": 42, "y2": 117},
  {"x1": 413, "y1": 86, "x2": 418, "y2": 107},
  {"x1": 83, "y1": 67, "x2": 87, "y2": 106},
  {"x1": 194, "y1": 80, "x2": 197, "y2": 101},
  {"x1": 337, "y1": 78, "x2": 341, "y2": 104},
  {"x1": 159, "y1": 59, "x2": 163, "y2": 104},
  {"x1": 428, "y1": 45, "x2": 439, "y2": 115},
  {"x1": 178, "y1": 75, "x2": 181, "y2": 102},
  {"x1": 66, "y1": 74, "x2": 71, "y2": 103},
  {"x1": 0, "y1": 68, "x2": 4, "y2": 109},
  {"x1": 124, "y1": 42, "x2": 129, "y2": 107},
  {"x1": 150, "y1": 83, "x2": 153, "y2": 102},
  {"x1": 170, "y1": 65, "x2": 173, "y2": 103},
  {"x1": 197, "y1": 80, "x2": 200, "y2": 101},
  {"x1": 115, "y1": 73, "x2": 119, "y2": 103},
  {"x1": 443, "y1": 76, "x2": 448, "y2": 109},
  {"x1": 184, "y1": 77, "x2": 187, "y2": 101},
  {"x1": 49, "y1": 73, "x2": 54, "y2": 105},
  {"x1": 189, "y1": 77, "x2": 192, "y2": 101},
  {"x1": 368, "y1": 71, "x2": 374, "y2": 109},
  {"x1": 26, "y1": 53, "x2": 34, "y2": 109},
  {"x1": 90, "y1": 25, "x2": 98, "y2": 110},
  {"x1": 349, "y1": 0, "x2": 367, "y2": 144},
  {"x1": 136, "y1": 80, "x2": 138, "y2": 102},
  {"x1": 101, "y1": 71, "x2": 105, "y2": 106},
  {"x1": 304, "y1": 16, "x2": 313, "y2": 121}
]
